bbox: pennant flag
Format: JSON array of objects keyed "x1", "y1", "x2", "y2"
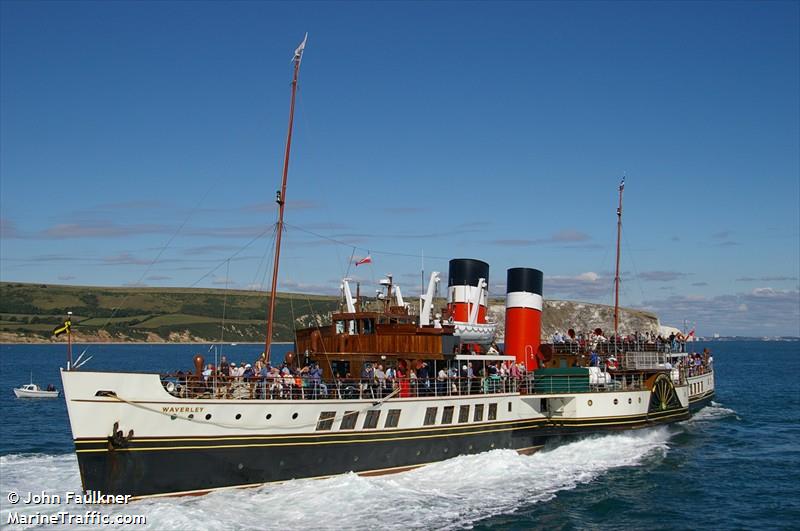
[
  {"x1": 355, "y1": 255, "x2": 372, "y2": 267},
  {"x1": 619, "y1": 176, "x2": 625, "y2": 191},
  {"x1": 52, "y1": 319, "x2": 72, "y2": 337},
  {"x1": 686, "y1": 328, "x2": 695, "y2": 340},
  {"x1": 293, "y1": 33, "x2": 308, "y2": 62}
]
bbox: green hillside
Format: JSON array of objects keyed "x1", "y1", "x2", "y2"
[{"x1": 0, "y1": 282, "x2": 339, "y2": 343}]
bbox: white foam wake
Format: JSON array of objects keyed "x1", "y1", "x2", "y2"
[
  {"x1": 689, "y1": 401, "x2": 739, "y2": 423},
  {"x1": 1, "y1": 428, "x2": 674, "y2": 530}
]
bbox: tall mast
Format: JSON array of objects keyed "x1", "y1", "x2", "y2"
[
  {"x1": 264, "y1": 34, "x2": 307, "y2": 364},
  {"x1": 613, "y1": 177, "x2": 625, "y2": 337}
]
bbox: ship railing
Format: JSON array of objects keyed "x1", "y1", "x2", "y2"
[
  {"x1": 550, "y1": 340, "x2": 686, "y2": 354},
  {"x1": 621, "y1": 351, "x2": 669, "y2": 370},
  {"x1": 526, "y1": 372, "x2": 646, "y2": 394},
  {"x1": 159, "y1": 375, "x2": 531, "y2": 401}
]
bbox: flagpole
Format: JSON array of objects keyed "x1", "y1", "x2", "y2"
[
  {"x1": 264, "y1": 35, "x2": 306, "y2": 365},
  {"x1": 67, "y1": 310, "x2": 73, "y2": 370},
  {"x1": 613, "y1": 178, "x2": 624, "y2": 338}
]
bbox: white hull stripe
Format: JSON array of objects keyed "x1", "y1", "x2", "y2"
[{"x1": 506, "y1": 292, "x2": 543, "y2": 311}]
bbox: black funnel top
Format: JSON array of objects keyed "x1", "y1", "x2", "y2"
[
  {"x1": 507, "y1": 267, "x2": 543, "y2": 295},
  {"x1": 448, "y1": 259, "x2": 490, "y2": 287}
]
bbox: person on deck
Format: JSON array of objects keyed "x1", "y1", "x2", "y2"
[
  {"x1": 374, "y1": 364, "x2": 387, "y2": 398},
  {"x1": 309, "y1": 362, "x2": 322, "y2": 399},
  {"x1": 396, "y1": 365, "x2": 410, "y2": 398},
  {"x1": 219, "y1": 356, "x2": 230, "y2": 379}
]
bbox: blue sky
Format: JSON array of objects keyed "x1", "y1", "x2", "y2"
[{"x1": 1, "y1": 1, "x2": 798, "y2": 336}]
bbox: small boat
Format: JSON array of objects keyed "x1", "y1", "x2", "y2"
[
  {"x1": 14, "y1": 373, "x2": 59, "y2": 398},
  {"x1": 14, "y1": 383, "x2": 60, "y2": 398}
]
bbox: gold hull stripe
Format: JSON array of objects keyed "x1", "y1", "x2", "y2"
[
  {"x1": 75, "y1": 417, "x2": 548, "y2": 444},
  {"x1": 74, "y1": 411, "x2": 686, "y2": 454}
]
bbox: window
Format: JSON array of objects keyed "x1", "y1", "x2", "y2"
[
  {"x1": 441, "y1": 406, "x2": 454, "y2": 424},
  {"x1": 363, "y1": 410, "x2": 380, "y2": 429},
  {"x1": 423, "y1": 407, "x2": 438, "y2": 426},
  {"x1": 488, "y1": 403, "x2": 497, "y2": 421},
  {"x1": 339, "y1": 411, "x2": 358, "y2": 430},
  {"x1": 508, "y1": 401, "x2": 512, "y2": 412},
  {"x1": 316, "y1": 411, "x2": 336, "y2": 431},
  {"x1": 458, "y1": 405, "x2": 470, "y2": 423},
  {"x1": 473, "y1": 404, "x2": 484, "y2": 422},
  {"x1": 385, "y1": 409, "x2": 401, "y2": 428},
  {"x1": 331, "y1": 360, "x2": 351, "y2": 379}
]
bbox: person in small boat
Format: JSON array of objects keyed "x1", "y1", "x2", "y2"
[{"x1": 46, "y1": 384, "x2": 56, "y2": 392}]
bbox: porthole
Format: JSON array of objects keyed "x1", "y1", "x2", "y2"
[
  {"x1": 443, "y1": 448, "x2": 449, "y2": 453},
  {"x1": 205, "y1": 413, "x2": 212, "y2": 420},
  {"x1": 170, "y1": 414, "x2": 177, "y2": 420},
  {"x1": 235, "y1": 413, "x2": 242, "y2": 420},
  {"x1": 490, "y1": 443, "x2": 495, "y2": 448},
  {"x1": 638, "y1": 397, "x2": 642, "y2": 403},
  {"x1": 468, "y1": 444, "x2": 474, "y2": 450},
  {"x1": 588, "y1": 400, "x2": 593, "y2": 406},
  {"x1": 628, "y1": 398, "x2": 632, "y2": 404},
  {"x1": 353, "y1": 456, "x2": 359, "y2": 462},
  {"x1": 613, "y1": 399, "x2": 619, "y2": 405},
  {"x1": 237, "y1": 463, "x2": 243, "y2": 470},
  {"x1": 279, "y1": 460, "x2": 285, "y2": 467},
  {"x1": 416, "y1": 450, "x2": 421, "y2": 456},
  {"x1": 292, "y1": 413, "x2": 298, "y2": 420},
  {"x1": 266, "y1": 413, "x2": 272, "y2": 420},
  {"x1": 188, "y1": 414, "x2": 194, "y2": 419}
]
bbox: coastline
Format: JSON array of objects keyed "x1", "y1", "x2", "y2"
[{"x1": 0, "y1": 339, "x2": 293, "y2": 345}]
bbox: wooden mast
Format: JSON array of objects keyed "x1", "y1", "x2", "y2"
[
  {"x1": 264, "y1": 34, "x2": 307, "y2": 364},
  {"x1": 613, "y1": 177, "x2": 625, "y2": 337}
]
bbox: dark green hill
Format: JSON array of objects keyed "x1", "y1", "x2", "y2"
[{"x1": 0, "y1": 282, "x2": 339, "y2": 343}]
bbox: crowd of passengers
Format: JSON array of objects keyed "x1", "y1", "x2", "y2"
[
  {"x1": 551, "y1": 329, "x2": 692, "y2": 352},
  {"x1": 679, "y1": 349, "x2": 714, "y2": 377},
  {"x1": 180, "y1": 355, "x2": 529, "y2": 400}
]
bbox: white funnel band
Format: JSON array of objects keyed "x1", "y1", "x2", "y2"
[{"x1": 506, "y1": 291, "x2": 543, "y2": 311}]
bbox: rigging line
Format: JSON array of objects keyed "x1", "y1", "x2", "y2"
[
  {"x1": 344, "y1": 247, "x2": 356, "y2": 279},
  {"x1": 622, "y1": 228, "x2": 647, "y2": 305},
  {"x1": 284, "y1": 223, "x2": 451, "y2": 260},
  {"x1": 189, "y1": 226, "x2": 275, "y2": 289},
  {"x1": 302, "y1": 291, "x2": 338, "y2": 388},
  {"x1": 251, "y1": 224, "x2": 278, "y2": 291},
  {"x1": 219, "y1": 259, "x2": 230, "y2": 347},
  {"x1": 100, "y1": 184, "x2": 216, "y2": 330}
]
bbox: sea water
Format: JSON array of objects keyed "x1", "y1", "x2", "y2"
[{"x1": 1, "y1": 341, "x2": 798, "y2": 530}]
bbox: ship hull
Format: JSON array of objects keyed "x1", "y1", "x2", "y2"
[{"x1": 62, "y1": 369, "x2": 697, "y2": 499}]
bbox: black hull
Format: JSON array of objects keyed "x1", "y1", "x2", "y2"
[
  {"x1": 75, "y1": 409, "x2": 689, "y2": 498},
  {"x1": 689, "y1": 391, "x2": 715, "y2": 413}
]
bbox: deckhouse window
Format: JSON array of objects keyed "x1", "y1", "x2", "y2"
[
  {"x1": 340, "y1": 411, "x2": 358, "y2": 430},
  {"x1": 363, "y1": 410, "x2": 380, "y2": 429},
  {"x1": 441, "y1": 406, "x2": 454, "y2": 424},
  {"x1": 458, "y1": 405, "x2": 470, "y2": 423},
  {"x1": 385, "y1": 409, "x2": 401, "y2": 428},
  {"x1": 423, "y1": 407, "x2": 438, "y2": 426},
  {"x1": 316, "y1": 411, "x2": 336, "y2": 431},
  {"x1": 474, "y1": 404, "x2": 485, "y2": 422},
  {"x1": 488, "y1": 403, "x2": 497, "y2": 421}
]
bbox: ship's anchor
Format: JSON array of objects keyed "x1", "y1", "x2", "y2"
[{"x1": 107, "y1": 421, "x2": 134, "y2": 450}]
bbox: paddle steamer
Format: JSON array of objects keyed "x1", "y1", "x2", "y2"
[{"x1": 60, "y1": 37, "x2": 715, "y2": 499}]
